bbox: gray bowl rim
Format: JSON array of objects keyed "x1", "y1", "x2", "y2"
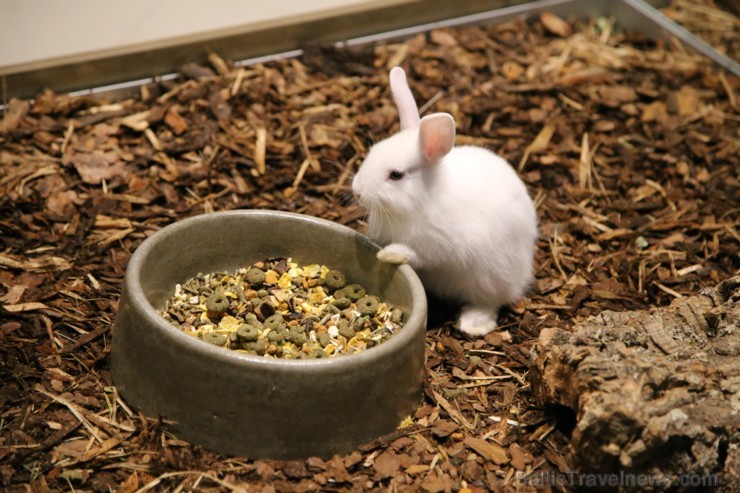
[{"x1": 123, "y1": 209, "x2": 428, "y2": 373}]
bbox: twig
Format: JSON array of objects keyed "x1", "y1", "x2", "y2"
[
  {"x1": 299, "y1": 124, "x2": 320, "y2": 173},
  {"x1": 9, "y1": 422, "x2": 82, "y2": 467},
  {"x1": 579, "y1": 132, "x2": 592, "y2": 190},
  {"x1": 718, "y1": 71, "x2": 737, "y2": 111},
  {"x1": 292, "y1": 158, "x2": 312, "y2": 189},
  {"x1": 230, "y1": 67, "x2": 246, "y2": 97},
  {"x1": 431, "y1": 389, "x2": 475, "y2": 430},
  {"x1": 36, "y1": 388, "x2": 105, "y2": 444},
  {"x1": 255, "y1": 127, "x2": 267, "y2": 175},
  {"x1": 418, "y1": 90, "x2": 444, "y2": 115},
  {"x1": 518, "y1": 123, "x2": 555, "y2": 171},
  {"x1": 205, "y1": 145, "x2": 221, "y2": 195},
  {"x1": 135, "y1": 471, "x2": 247, "y2": 493},
  {"x1": 61, "y1": 121, "x2": 75, "y2": 155},
  {"x1": 654, "y1": 282, "x2": 683, "y2": 298}
]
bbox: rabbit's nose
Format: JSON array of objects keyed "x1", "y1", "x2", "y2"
[{"x1": 352, "y1": 179, "x2": 363, "y2": 198}]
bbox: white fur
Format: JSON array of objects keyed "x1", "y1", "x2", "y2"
[
  {"x1": 352, "y1": 68, "x2": 537, "y2": 337},
  {"x1": 390, "y1": 66, "x2": 421, "y2": 130}
]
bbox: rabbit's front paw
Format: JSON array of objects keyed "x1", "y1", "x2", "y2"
[
  {"x1": 459, "y1": 306, "x2": 498, "y2": 337},
  {"x1": 377, "y1": 243, "x2": 417, "y2": 266}
]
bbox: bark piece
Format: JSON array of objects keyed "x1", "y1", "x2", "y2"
[{"x1": 531, "y1": 276, "x2": 740, "y2": 484}]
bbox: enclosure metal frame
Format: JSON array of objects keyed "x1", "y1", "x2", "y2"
[{"x1": 1, "y1": 0, "x2": 737, "y2": 101}]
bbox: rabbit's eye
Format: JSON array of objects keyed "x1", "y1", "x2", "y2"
[{"x1": 388, "y1": 170, "x2": 405, "y2": 181}]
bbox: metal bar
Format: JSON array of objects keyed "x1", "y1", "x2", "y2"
[
  {"x1": 0, "y1": 0, "x2": 533, "y2": 100},
  {"x1": 3, "y1": 0, "x2": 736, "y2": 102},
  {"x1": 612, "y1": 0, "x2": 739, "y2": 75}
]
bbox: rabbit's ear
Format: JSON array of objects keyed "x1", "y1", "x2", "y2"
[
  {"x1": 418, "y1": 113, "x2": 455, "y2": 164},
  {"x1": 390, "y1": 67, "x2": 420, "y2": 130}
]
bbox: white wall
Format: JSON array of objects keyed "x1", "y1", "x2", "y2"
[{"x1": 0, "y1": 0, "x2": 400, "y2": 72}]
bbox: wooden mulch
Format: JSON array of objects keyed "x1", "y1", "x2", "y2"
[{"x1": 1, "y1": 3, "x2": 738, "y2": 492}]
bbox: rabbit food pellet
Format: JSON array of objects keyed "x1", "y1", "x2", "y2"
[{"x1": 161, "y1": 257, "x2": 404, "y2": 359}]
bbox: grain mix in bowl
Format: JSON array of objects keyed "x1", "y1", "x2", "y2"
[{"x1": 161, "y1": 257, "x2": 405, "y2": 359}]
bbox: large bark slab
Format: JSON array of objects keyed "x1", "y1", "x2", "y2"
[{"x1": 531, "y1": 276, "x2": 740, "y2": 487}]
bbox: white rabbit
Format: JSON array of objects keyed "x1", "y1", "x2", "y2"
[{"x1": 352, "y1": 67, "x2": 538, "y2": 337}]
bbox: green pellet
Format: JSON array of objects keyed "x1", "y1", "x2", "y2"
[
  {"x1": 202, "y1": 332, "x2": 228, "y2": 347},
  {"x1": 324, "y1": 270, "x2": 347, "y2": 291},
  {"x1": 162, "y1": 258, "x2": 404, "y2": 359}
]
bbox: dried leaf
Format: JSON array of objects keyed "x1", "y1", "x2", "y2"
[
  {"x1": 71, "y1": 152, "x2": 126, "y2": 185},
  {"x1": 46, "y1": 190, "x2": 79, "y2": 217},
  {"x1": 540, "y1": 12, "x2": 573, "y2": 37},
  {"x1": 0, "y1": 285, "x2": 27, "y2": 304},
  {"x1": 164, "y1": 106, "x2": 189, "y2": 135},
  {"x1": 502, "y1": 61, "x2": 525, "y2": 81},
  {"x1": 598, "y1": 86, "x2": 638, "y2": 107},
  {"x1": 463, "y1": 437, "x2": 509, "y2": 465},
  {"x1": 509, "y1": 443, "x2": 534, "y2": 470},
  {"x1": 209, "y1": 91, "x2": 231, "y2": 121},
  {"x1": 3, "y1": 302, "x2": 49, "y2": 313},
  {"x1": 0, "y1": 98, "x2": 30, "y2": 132},
  {"x1": 120, "y1": 110, "x2": 150, "y2": 131},
  {"x1": 431, "y1": 419, "x2": 459, "y2": 438},
  {"x1": 667, "y1": 86, "x2": 700, "y2": 115},
  {"x1": 420, "y1": 471, "x2": 450, "y2": 493},
  {"x1": 641, "y1": 101, "x2": 669, "y2": 123},
  {"x1": 519, "y1": 123, "x2": 556, "y2": 171},
  {"x1": 181, "y1": 62, "x2": 215, "y2": 79},
  {"x1": 255, "y1": 127, "x2": 267, "y2": 175},
  {"x1": 373, "y1": 451, "x2": 403, "y2": 479},
  {"x1": 0, "y1": 254, "x2": 72, "y2": 272},
  {"x1": 557, "y1": 67, "x2": 612, "y2": 86},
  {"x1": 430, "y1": 29, "x2": 458, "y2": 47}
]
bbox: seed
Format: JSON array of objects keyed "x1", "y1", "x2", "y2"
[
  {"x1": 324, "y1": 270, "x2": 347, "y2": 291},
  {"x1": 266, "y1": 344, "x2": 283, "y2": 356},
  {"x1": 205, "y1": 292, "x2": 230, "y2": 319},
  {"x1": 202, "y1": 332, "x2": 228, "y2": 347},
  {"x1": 163, "y1": 258, "x2": 404, "y2": 359},
  {"x1": 357, "y1": 296, "x2": 380, "y2": 316},
  {"x1": 336, "y1": 284, "x2": 366, "y2": 301},
  {"x1": 301, "y1": 315, "x2": 320, "y2": 331},
  {"x1": 246, "y1": 267, "x2": 266, "y2": 286}
]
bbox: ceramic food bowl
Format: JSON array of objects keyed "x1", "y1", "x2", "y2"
[{"x1": 111, "y1": 210, "x2": 427, "y2": 459}]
